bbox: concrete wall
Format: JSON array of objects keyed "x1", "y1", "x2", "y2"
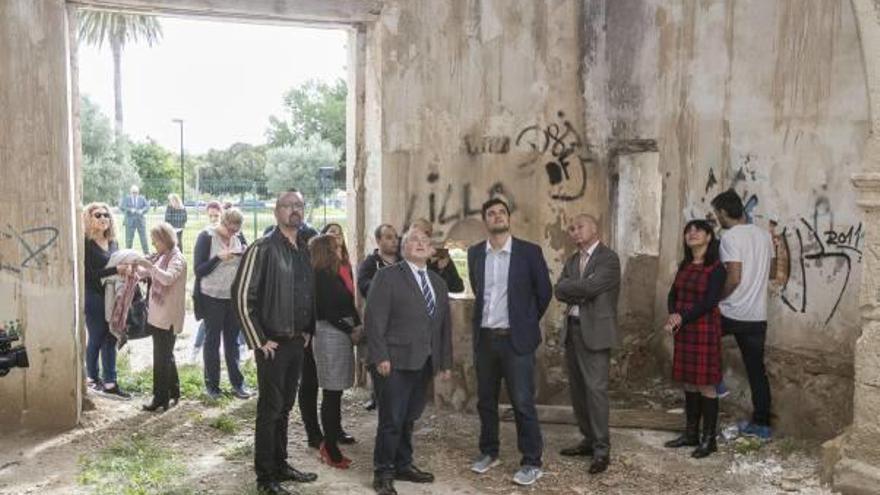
[
  {"x1": 0, "y1": 0, "x2": 81, "y2": 431},
  {"x1": 581, "y1": 0, "x2": 867, "y2": 438},
  {"x1": 364, "y1": 0, "x2": 608, "y2": 407},
  {"x1": 367, "y1": 0, "x2": 868, "y2": 440}
]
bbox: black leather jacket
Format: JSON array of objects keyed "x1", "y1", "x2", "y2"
[{"x1": 232, "y1": 226, "x2": 315, "y2": 348}]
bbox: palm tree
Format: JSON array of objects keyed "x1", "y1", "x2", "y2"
[{"x1": 78, "y1": 11, "x2": 162, "y2": 138}]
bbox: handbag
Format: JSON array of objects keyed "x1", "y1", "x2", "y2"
[{"x1": 125, "y1": 283, "x2": 152, "y2": 341}]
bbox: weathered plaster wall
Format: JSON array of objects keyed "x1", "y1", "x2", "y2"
[
  {"x1": 0, "y1": 0, "x2": 81, "y2": 430},
  {"x1": 364, "y1": 0, "x2": 603, "y2": 407},
  {"x1": 582, "y1": 0, "x2": 868, "y2": 438}
]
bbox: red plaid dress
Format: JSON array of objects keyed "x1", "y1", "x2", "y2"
[{"x1": 671, "y1": 261, "x2": 723, "y2": 386}]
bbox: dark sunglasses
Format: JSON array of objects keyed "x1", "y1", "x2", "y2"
[{"x1": 92, "y1": 212, "x2": 111, "y2": 219}]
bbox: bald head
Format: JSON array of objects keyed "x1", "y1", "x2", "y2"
[{"x1": 568, "y1": 214, "x2": 600, "y2": 248}]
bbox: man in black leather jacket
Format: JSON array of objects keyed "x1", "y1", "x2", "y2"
[{"x1": 232, "y1": 189, "x2": 318, "y2": 495}]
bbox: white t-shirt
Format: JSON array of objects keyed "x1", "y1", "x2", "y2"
[{"x1": 719, "y1": 224, "x2": 774, "y2": 322}]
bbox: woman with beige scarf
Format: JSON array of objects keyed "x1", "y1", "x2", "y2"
[{"x1": 136, "y1": 222, "x2": 187, "y2": 412}]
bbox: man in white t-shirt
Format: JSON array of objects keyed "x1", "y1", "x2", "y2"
[{"x1": 711, "y1": 189, "x2": 778, "y2": 440}]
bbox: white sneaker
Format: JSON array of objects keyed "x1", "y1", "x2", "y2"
[
  {"x1": 470, "y1": 454, "x2": 500, "y2": 474},
  {"x1": 512, "y1": 466, "x2": 543, "y2": 486}
]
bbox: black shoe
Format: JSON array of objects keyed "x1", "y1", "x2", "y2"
[
  {"x1": 232, "y1": 386, "x2": 252, "y2": 399},
  {"x1": 277, "y1": 464, "x2": 317, "y2": 483},
  {"x1": 665, "y1": 391, "x2": 701, "y2": 448},
  {"x1": 559, "y1": 442, "x2": 593, "y2": 457},
  {"x1": 692, "y1": 396, "x2": 719, "y2": 459},
  {"x1": 205, "y1": 388, "x2": 223, "y2": 401},
  {"x1": 256, "y1": 481, "x2": 292, "y2": 495},
  {"x1": 364, "y1": 399, "x2": 377, "y2": 411},
  {"x1": 588, "y1": 456, "x2": 609, "y2": 474},
  {"x1": 142, "y1": 398, "x2": 170, "y2": 412},
  {"x1": 101, "y1": 384, "x2": 132, "y2": 400},
  {"x1": 338, "y1": 431, "x2": 356, "y2": 445},
  {"x1": 373, "y1": 476, "x2": 397, "y2": 495},
  {"x1": 395, "y1": 465, "x2": 434, "y2": 483}
]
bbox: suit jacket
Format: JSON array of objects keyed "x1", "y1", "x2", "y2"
[
  {"x1": 467, "y1": 237, "x2": 552, "y2": 355},
  {"x1": 554, "y1": 242, "x2": 621, "y2": 350},
  {"x1": 365, "y1": 261, "x2": 453, "y2": 374},
  {"x1": 120, "y1": 194, "x2": 149, "y2": 226}
]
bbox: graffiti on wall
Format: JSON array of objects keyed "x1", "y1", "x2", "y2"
[
  {"x1": 780, "y1": 217, "x2": 863, "y2": 326},
  {"x1": 696, "y1": 158, "x2": 862, "y2": 326},
  {"x1": 403, "y1": 172, "x2": 516, "y2": 237},
  {"x1": 0, "y1": 224, "x2": 59, "y2": 275},
  {"x1": 463, "y1": 135, "x2": 510, "y2": 155},
  {"x1": 514, "y1": 111, "x2": 594, "y2": 202}
]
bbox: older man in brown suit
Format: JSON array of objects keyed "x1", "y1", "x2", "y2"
[{"x1": 554, "y1": 214, "x2": 621, "y2": 475}]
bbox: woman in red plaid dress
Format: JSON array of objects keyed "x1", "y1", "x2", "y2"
[{"x1": 663, "y1": 220, "x2": 726, "y2": 458}]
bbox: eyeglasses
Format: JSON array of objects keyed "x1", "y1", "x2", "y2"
[
  {"x1": 277, "y1": 202, "x2": 306, "y2": 210},
  {"x1": 93, "y1": 212, "x2": 111, "y2": 219}
]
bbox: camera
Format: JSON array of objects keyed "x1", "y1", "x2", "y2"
[{"x1": 0, "y1": 333, "x2": 29, "y2": 377}]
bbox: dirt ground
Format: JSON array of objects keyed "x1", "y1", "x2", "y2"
[{"x1": 0, "y1": 324, "x2": 833, "y2": 495}]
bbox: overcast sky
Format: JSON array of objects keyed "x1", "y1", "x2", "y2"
[{"x1": 77, "y1": 16, "x2": 348, "y2": 153}]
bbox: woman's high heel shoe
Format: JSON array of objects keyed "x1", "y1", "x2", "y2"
[
  {"x1": 319, "y1": 442, "x2": 351, "y2": 469},
  {"x1": 142, "y1": 398, "x2": 170, "y2": 412}
]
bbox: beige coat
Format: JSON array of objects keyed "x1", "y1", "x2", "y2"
[{"x1": 145, "y1": 250, "x2": 187, "y2": 334}]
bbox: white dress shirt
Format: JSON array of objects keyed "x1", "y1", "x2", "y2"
[
  {"x1": 569, "y1": 240, "x2": 599, "y2": 318},
  {"x1": 481, "y1": 236, "x2": 512, "y2": 328}
]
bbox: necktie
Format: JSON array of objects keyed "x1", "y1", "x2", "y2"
[
  {"x1": 579, "y1": 251, "x2": 590, "y2": 276},
  {"x1": 418, "y1": 270, "x2": 436, "y2": 317}
]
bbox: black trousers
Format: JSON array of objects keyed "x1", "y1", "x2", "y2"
[
  {"x1": 298, "y1": 342, "x2": 323, "y2": 443},
  {"x1": 202, "y1": 295, "x2": 244, "y2": 392},
  {"x1": 150, "y1": 325, "x2": 179, "y2": 403},
  {"x1": 321, "y1": 389, "x2": 344, "y2": 459},
  {"x1": 254, "y1": 337, "x2": 304, "y2": 484},
  {"x1": 372, "y1": 359, "x2": 432, "y2": 478},
  {"x1": 723, "y1": 316, "x2": 772, "y2": 426}
]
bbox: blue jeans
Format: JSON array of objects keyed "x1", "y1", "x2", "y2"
[
  {"x1": 193, "y1": 320, "x2": 243, "y2": 348},
  {"x1": 84, "y1": 290, "x2": 118, "y2": 384},
  {"x1": 475, "y1": 330, "x2": 543, "y2": 467},
  {"x1": 202, "y1": 295, "x2": 244, "y2": 392},
  {"x1": 193, "y1": 321, "x2": 206, "y2": 348}
]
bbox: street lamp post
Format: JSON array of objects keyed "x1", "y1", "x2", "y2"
[
  {"x1": 172, "y1": 118, "x2": 185, "y2": 205},
  {"x1": 318, "y1": 166, "x2": 335, "y2": 226}
]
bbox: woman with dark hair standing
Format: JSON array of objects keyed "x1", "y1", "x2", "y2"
[
  {"x1": 299, "y1": 223, "x2": 359, "y2": 449},
  {"x1": 309, "y1": 233, "x2": 363, "y2": 468},
  {"x1": 663, "y1": 219, "x2": 726, "y2": 458},
  {"x1": 83, "y1": 202, "x2": 131, "y2": 399}
]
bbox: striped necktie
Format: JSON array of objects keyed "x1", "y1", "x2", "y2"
[{"x1": 418, "y1": 270, "x2": 436, "y2": 317}]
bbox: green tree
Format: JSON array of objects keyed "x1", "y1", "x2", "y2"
[
  {"x1": 199, "y1": 143, "x2": 268, "y2": 197},
  {"x1": 80, "y1": 96, "x2": 140, "y2": 204},
  {"x1": 130, "y1": 138, "x2": 179, "y2": 202},
  {"x1": 78, "y1": 11, "x2": 162, "y2": 138},
  {"x1": 266, "y1": 78, "x2": 346, "y2": 168},
  {"x1": 264, "y1": 135, "x2": 338, "y2": 198}
]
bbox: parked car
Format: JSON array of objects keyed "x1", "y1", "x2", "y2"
[{"x1": 235, "y1": 199, "x2": 266, "y2": 209}]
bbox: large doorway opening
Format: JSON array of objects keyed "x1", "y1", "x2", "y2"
[{"x1": 75, "y1": 9, "x2": 353, "y2": 399}]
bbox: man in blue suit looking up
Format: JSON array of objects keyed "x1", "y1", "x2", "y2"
[{"x1": 466, "y1": 198, "x2": 552, "y2": 487}]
